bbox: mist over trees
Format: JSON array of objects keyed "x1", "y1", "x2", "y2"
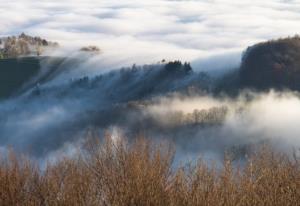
[
  {"x1": 0, "y1": 33, "x2": 300, "y2": 205},
  {"x1": 1, "y1": 35, "x2": 300, "y2": 163},
  {"x1": 0, "y1": 0, "x2": 299, "y2": 201}
]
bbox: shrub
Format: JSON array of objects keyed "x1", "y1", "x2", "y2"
[{"x1": 0, "y1": 135, "x2": 299, "y2": 206}]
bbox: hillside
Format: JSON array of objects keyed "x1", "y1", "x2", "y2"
[
  {"x1": 0, "y1": 57, "x2": 41, "y2": 98},
  {"x1": 2, "y1": 37, "x2": 300, "y2": 157},
  {"x1": 240, "y1": 36, "x2": 300, "y2": 90},
  {"x1": 0, "y1": 57, "x2": 66, "y2": 99}
]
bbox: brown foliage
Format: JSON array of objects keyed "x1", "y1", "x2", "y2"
[
  {"x1": 0, "y1": 33, "x2": 59, "y2": 58},
  {"x1": 240, "y1": 36, "x2": 300, "y2": 91},
  {"x1": 0, "y1": 136, "x2": 299, "y2": 206}
]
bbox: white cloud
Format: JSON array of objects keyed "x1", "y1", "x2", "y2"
[{"x1": 0, "y1": 0, "x2": 300, "y2": 68}]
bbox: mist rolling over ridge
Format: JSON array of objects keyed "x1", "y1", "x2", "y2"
[
  {"x1": 0, "y1": 0, "x2": 300, "y2": 164},
  {"x1": 1, "y1": 1, "x2": 300, "y2": 204},
  {"x1": 0, "y1": 33, "x2": 300, "y2": 162}
]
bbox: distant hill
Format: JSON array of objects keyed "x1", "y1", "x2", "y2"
[
  {"x1": 240, "y1": 36, "x2": 300, "y2": 90},
  {"x1": 0, "y1": 57, "x2": 211, "y2": 102},
  {"x1": 3, "y1": 36, "x2": 300, "y2": 101}
]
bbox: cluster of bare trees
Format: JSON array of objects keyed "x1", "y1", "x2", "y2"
[
  {"x1": 161, "y1": 106, "x2": 228, "y2": 127},
  {"x1": 0, "y1": 33, "x2": 58, "y2": 58},
  {"x1": 0, "y1": 135, "x2": 299, "y2": 206},
  {"x1": 187, "y1": 106, "x2": 228, "y2": 124}
]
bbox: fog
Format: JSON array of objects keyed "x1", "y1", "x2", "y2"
[
  {"x1": 0, "y1": 58, "x2": 300, "y2": 162},
  {"x1": 146, "y1": 91, "x2": 300, "y2": 153},
  {"x1": 1, "y1": 0, "x2": 300, "y2": 163}
]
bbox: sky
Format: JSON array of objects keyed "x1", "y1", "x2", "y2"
[{"x1": 1, "y1": 0, "x2": 300, "y2": 68}]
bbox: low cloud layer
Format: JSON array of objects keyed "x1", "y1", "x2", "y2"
[{"x1": 1, "y1": 0, "x2": 300, "y2": 68}]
